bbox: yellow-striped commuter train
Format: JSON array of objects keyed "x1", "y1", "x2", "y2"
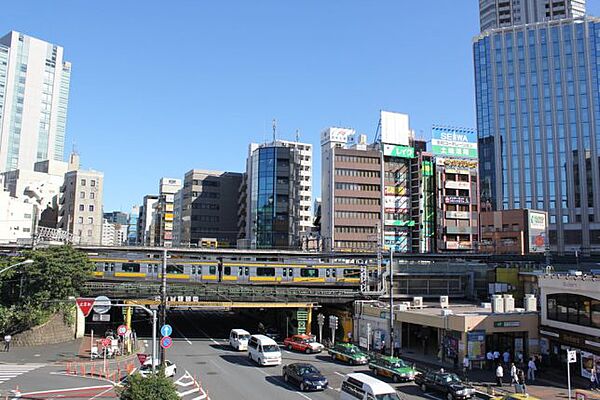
[{"x1": 90, "y1": 256, "x2": 368, "y2": 286}]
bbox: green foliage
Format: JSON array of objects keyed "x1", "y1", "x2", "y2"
[
  {"x1": 119, "y1": 372, "x2": 179, "y2": 400},
  {"x1": 0, "y1": 245, "x2": 94, "y2": 334}
]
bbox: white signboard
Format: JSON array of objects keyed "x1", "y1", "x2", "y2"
[
  {"x1": 568, "y1": 350, "x2": 577, "y2": 364},
  {"x1": 381, "y1": 111, "x2": 411, "y2": 146}
]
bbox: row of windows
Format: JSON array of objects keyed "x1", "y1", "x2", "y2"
[
  {"x1": 191, "y1": 203, "x2": 219, "y2": 210},
  {"x1": 335, "y1": 155, "x2": 379, "y2": 164},
  {"x1": 191, "y1": 215, "x2": 219, "y2": 222},
  {"x1": 78, "y1": 204, "x2": 95, "y2": 212},
  {"x1": 192, "y1": 191, "x2": 219, "y2": 199},
  {"x1": 80, "y1": 179, "x2": 97, "y2": 187},
  {"x1": 335, "y1": 197, "x2": 380, "y2": 206},
  {"x1": 547, "y1": 293, "x2": 600, "y2": 329},
  {"x1": 335, "y1": 183, "x2": 380, "y2": 192},
  {"x1": 79, "y1": 191, "x2": 96, "y2": 199},
  {"x1": 335, "y1": 168, "x2": 380, "y2": 178},
  {"x1": 77, "y1": 216, "x2": 94, "y2": 224},
  {"x1": 335, "y1": 241, "x2": 374, "y2": 249},
  {"x1": 335, "y1": 211, "x2": 379, "y2": 219},
  {"x1": 335, "y1": 226, "x2": 377, "y2": 234}
]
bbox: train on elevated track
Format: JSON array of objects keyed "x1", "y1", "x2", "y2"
[{"x1": 89, "y1": 255, "x2": 372, "y2": 287}]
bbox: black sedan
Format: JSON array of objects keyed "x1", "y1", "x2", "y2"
[
  {"x1": 414, "y1": 370, "x2": 476, "y2": 400},
  {"x1": 282, "y1": 363, "x2": 328, "y2": 392}
]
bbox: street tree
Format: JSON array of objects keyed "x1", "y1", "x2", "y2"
[{"x1": 119, "y1": 372, "x2": 179, "y2": 400}]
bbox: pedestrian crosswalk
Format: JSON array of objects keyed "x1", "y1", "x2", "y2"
[
  {"x1": 174, "y1": 371, "x2": 210, "y2": 400},
  {"x1": 0, "y1": 363, "x2": 44, "y2": 385}
]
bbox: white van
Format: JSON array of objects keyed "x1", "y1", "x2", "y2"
[
  {"x1": 229, "y1": 329, "x2": 250, "y2": 351},
  {"x1": 340, "y1": 373, "x2": 401, "y2": 400},
  {"x1": 247, "y1": 334, "x2": 282, "y2": 366}
]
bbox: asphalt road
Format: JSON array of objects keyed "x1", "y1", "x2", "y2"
[{"x1": 162, "y1": 309, "x2": 446, "y2": 400}]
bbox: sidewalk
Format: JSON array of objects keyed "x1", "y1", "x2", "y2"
[
  {"x1": 395, "y1": 348, "x2": 596, "y2": 399},
  {"x1": 0, "y1": 338, "x2": 83, "y2": 364}
]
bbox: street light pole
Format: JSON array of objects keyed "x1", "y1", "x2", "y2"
[
  {"x1": 389, "y1": 248, "x2": 394, "y2": 358},
  {"x1": 0, "y1": 259, "x2": 34, "y2": 275},
  {"x1": 160, "y1": 249, "x2": 167, "y2": 367}
]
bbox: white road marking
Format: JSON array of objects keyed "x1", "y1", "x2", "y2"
[
  {"x1": 0, "y1": 364, "x2": 45, "y2": 384},
  {"x1": 334, "y1": 371, "x2": 345, "y2": 377},
  {"x1": 173, "y1": 324, "x2": 193, "y2": 345}
]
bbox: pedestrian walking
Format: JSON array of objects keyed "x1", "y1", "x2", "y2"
[
  {"x1": 503, "y1": 349, "x2": 511, "y2": 365},
  {"x1": 527, "y1": 357, "x2": 537, "y2": 381},
  {"x1": 591, "y1": 366, "x2": 598, "y2": 391},
  {"x1": 496, "y1": 363, "x2": 504, "y2": 387},
  {"x1": 462, "y1": 355, "x2": 470, "y2": 380},
  {"x1": 510, "y1": 362, "x2": 517, "y2": 384},
  {"x1": 493, "y1": 350, "x2": 500, "y2": 362},
  {"x1": 394, "y1": 338, "x2": 400, "y2": 357},
  {"x1": 486, "y1": 351, "x2": 494, "y2": 370},
  {"x1": 3, "y1": 334, "x2": 11, "y2": 352},
  {"x1": 517, "y1": 368, "x2": 527, "y2": 394}
]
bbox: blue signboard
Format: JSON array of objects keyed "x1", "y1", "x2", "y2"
[{"x1": 160, "y1": 324, "x2": 173, "y2": 337}]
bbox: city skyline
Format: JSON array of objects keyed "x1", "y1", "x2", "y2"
[{"x1": 3, "y1": 1, "x2": 600, "y2": 212}]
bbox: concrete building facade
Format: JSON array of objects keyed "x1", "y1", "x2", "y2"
[
  {"x1": 0, "y1": 31, "x2": 71, "y2": 172},
  {"x1": 0, "y1": 187, "x2": 35, "y2": 244},
  {"x1": 179, "y1": 169, "x2": 242, "y2": 247},
  {"x1": 151, "y1": 178, "x2": 181, "y2": 247},
  {"x1": 137, "y1": 195, "x2": 158, "y2": 245},
  {"x1": 480, "y1": 209, "x2": 548, "y2": 254}
]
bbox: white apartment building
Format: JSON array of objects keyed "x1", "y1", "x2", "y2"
[
  {"x1": 101, "y1": 218, "x2": 127, "y2": 246},
  {"x1": 0, "y1": 31, "x2": 71, "y2": 173},
  {"x1": 0, "y1": 187, "x2": 35, "y2": 244}
]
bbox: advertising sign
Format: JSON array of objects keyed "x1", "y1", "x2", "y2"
[
  {"x1": 384, "y1": 219, "x2": 415, "y2": 227},
  {"x1": 445, "y1": 196, "x2": 470, "y2": 205},
  {"x1": 384, "y1": 231, "x2": 408, "y2": 252},
  {"x1": 384, "y1": 196, "x2": 410, "y2": 211},
  {"x1": 467, "y1": 330, "x2": 486, "y2": 360},
  {"x1": 445, "y1": 181, "x2": 471, "y2": 190},
  {"x1": 528, "y1": 211, "x2": 547, "y2": 253},
  {"x1": 446, "y1": 241, "x2": 472, "y2": 250},
  {"x1": 446, "y1": 211, "x2": 470, "y2": 219},
  {"x1": 432, "y1": 126, "x2": 478, "y2": 159},
  {"x1": 422, "y1": 161, "x2": 433, "y2": 176},
  {"x1": 381, "y1": 111, "x2": 410, "y2": 146},
  {"x1": 383, "y1": 144, "x2": 415, "y2": 158},
  {"x1": 384, "y1": 186, "x2": 407, "y2": 196}
]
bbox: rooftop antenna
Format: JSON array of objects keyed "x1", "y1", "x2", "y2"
[
  {"x1": 272, "y1": 119, "x2": 277, "y2": 143},
  {"x1": 295, "y1": 129, "x2": 300, "y2": 143}
]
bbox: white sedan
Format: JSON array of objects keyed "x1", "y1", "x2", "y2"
[{"x1": 138, "y1": 360, "x2": 177, "y2": 378}]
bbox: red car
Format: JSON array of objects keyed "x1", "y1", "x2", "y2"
[{"x1": 283, "y1": 334, "x2": 324, "y2": 354}]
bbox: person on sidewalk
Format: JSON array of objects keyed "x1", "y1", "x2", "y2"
[
  {"x1": 3, "y1": 334, "x2": 11, "y2": 352},
  {"x1": 527, "y1": 357, "x2": 537, "y2": 382},
  {"x1": 503, "y1": 349, "x2": 511, "y2": 366},
  {"x1": 516, "y1": 368, "x2": 527, "y2": 394},
  {"x1": 510, "y1": 362, "x2": 517, "y2": 384},
  {"x1": 487, "y1": 351, "x2": 494, "y2": 370},
  {"x1": 493, "y1": 350, "x2": 500, "y2": 362},
  {"x1": 496, "y1": 364, "x2": 504, "y2": 387},
  {"x1": 462, "y1": 355, "x2": 470, "y2": 381},
  {"x1": 590, "y1": 367, "x2": 597, "y2": 390}
]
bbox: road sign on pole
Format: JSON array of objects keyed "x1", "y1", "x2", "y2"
[
  {"x1": 93, "y1": 296, "x2": 111, "y2": 314},
  {"x1": 160, "y1": 336, "x2": 173, "y2": 349},
  {"x1": 76, "y1": 298, "x2": 94, "y2": 317},
  {"x1": 317, "y1": 314, "x2": 324, "y2": 344},
  {"x1": 137, "y1": 353, "x2": 147, "y2": 365},
  {"x1": 567, "y1": 349, "x2": 576, "y2": 400},
  {"x1": 101, "y1": 338, "x2": 111, "y2": 348},
  {"x1": 160, "y1": 324, "x2": 172, "y2": 337},
  {"x1": 329, "y1": 315, "x2": 338, "y2": 344},
  {"x1": 117, "y1": 325, "x2": 127, "y2": 336}
]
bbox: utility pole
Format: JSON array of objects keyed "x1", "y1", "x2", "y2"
[
  {"x1": 389, "y1": 248, "x2": 394, "y2": 357},
  {"x1": 160, "y1": 249, "x2": 167, "y2": 367},
  {"x1": 376, "y1": 223, "x2": 383, "y2": 292}
]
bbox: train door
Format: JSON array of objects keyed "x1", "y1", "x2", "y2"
[
  {"x1": 217, "y1": 259, "x2": 223, "y2": 282},
  {"x1": 146, "y1": 262, "x2": 159, "y2": 280},
  {"x1": 281, "y1": 266, "x2": 294, "y2": 283},
  {"x1": 236, "y1": 265, "x2": 250, "y2": 284},
  {"x1": 325, "y1": 267, "x2": 337, "y2": 284}
]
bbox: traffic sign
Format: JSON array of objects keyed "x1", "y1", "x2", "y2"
[
  {"x1": 317, "y1": 313, "x2": 325, "y2": 326},
  {"x1": 93, "y1": 296, "x2": 111, "y2": 314},
  {"x1": 160, "y1": 324, "x2": 173, "y2": 337},
  {"x1": 567, "y1": 350, "x2": 577, "y2": 364},
  {"x1": 160, "y1": 336, "x2": 173, "y2": 349},
  {"x1": 101, "y1": 338, "x2": 111, "y2": 348},
  {"x1": 117, "y1": 325, "x2": 127, "y2": 336},
  {"x1": 137, "y1": 353, "x2": 148, "y2": 365},
  {"x1": 76, "y1": 298, "x2": 94, "y2": 317}
]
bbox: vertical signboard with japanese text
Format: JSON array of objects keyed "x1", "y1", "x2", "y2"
[{"x1": 528, "y1": 210, "x2": 547, "y2": 253}]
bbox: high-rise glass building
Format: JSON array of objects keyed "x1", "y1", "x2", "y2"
[
  {"x1": 474, "y1": 1, "x2": 600, "y2": 254},
  {"x1": 0, "y1": 31, "x2": 71, "y2": 173}
]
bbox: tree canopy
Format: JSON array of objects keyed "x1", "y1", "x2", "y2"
[
  {"x1": 119, "y1": 372, "x2": 180, "y2": 400},
  {"x1": 0, "y1": 245, "x2": 94, "y2": 334}
]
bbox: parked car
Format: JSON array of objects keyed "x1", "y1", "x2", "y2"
[
  {"x1": 368, "y1": 355, "x2": 417, "y2": 382},
  {"x1": 282, "y1": 363, "x2": 328, "y2": 392},
  {"x1": 414, "y1": 370, "x2": 476, "y2": 400},
  {"x1": 283, "y1": 334, "x2": 324, "y2": 354},
  {"x1": 138, "y1": 359, "x2": 177, "y2": 378},
  {"x1": 328, "y1": 343, "x2": 369, "y2": 365}
]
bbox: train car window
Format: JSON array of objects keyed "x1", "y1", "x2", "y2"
[
  {"x1": 343, "y1": 269, "x2": 359, "y2": 278},
  {"x1": 154, "y1": 265, "x2": 159, "y2": 273},
  {"x1": 209, "y1": 266, "x2": 216, "y2": 275},
  {"x1": 332, "y1": 269, "x2": 337, "y2": 277},
  {"x1": 282, "y1": 268, "x2": 287, "y2": 277},
  {"x1": 238, "y1": 267, "x2": 243, "y2": 276},
  {"x1": 326, "y1": 269, "x2": 331, "y2": 277},
  {"x1": 245, "y1": 267, "x2": 249, "y2": 276},
  {"x1": 167, "y1": 265, "x2": 184, "y2": 274},
  {"x1": 224, "y1": 266, "x2": 231, "y2": 275},
  {"x1": 288, "y1": 268, "x2": 293, "y2": 277},
  {"x1": 300, "y1": 268, "x2": 319, "y2": 278},
  {"x1": 191, "y1": 266, "x2": 197, "y2": 275},
  {"x1": 257, "y1": 267, "x2": 275, "y2": 277},
  {"x1": 122, "y1": 263, "x2": 141, "y2": 273}
]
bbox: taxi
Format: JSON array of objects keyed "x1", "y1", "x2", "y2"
[
  {"x1": 327, "y1": 343, "x2": 369, "y2": 365},
  {"x1": 283, "y1": 334, "x2": 324, "y2": 354},
  {"x1": 368, "y1": 355, "x2": 417, "y2": 382}
]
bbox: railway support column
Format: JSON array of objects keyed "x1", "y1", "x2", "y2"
[
  {"x1": 305, "y1": 307, "x2": 313, "y2": 335},
  {"x1": 125, "y1": 306, "x2": 132, "y2": 330}
]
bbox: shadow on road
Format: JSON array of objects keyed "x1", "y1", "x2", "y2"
[
  {"x1": 219, "y1": 354, "x2": 257, "y2": 368},
  {"x1": 209, "y1": 343, "x2": 240, "y2": 352},
  {"x1": 265, "y1": 375, "x2": 297, "y2": 391}
]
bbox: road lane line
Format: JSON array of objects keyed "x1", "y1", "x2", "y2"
[
  {"x1": 179, "y1": 310, "x2": 219, "y2": 345},
  {"x1": 173, "y1": 324, "x2": 192, "y2": 345},
  {"x1": 334, "y1": 371, "x2": 345, "y2": 377}
]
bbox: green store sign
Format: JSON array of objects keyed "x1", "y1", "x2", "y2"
[
  {"x1": 385, "y1": 220, "x2": 416, "y2": 227},
  {"x1": 422, "y1": 161, "x2": 433, "y2": 176},
  {"x1": 383, "y1": 144, "x2": 415, "y2": 158}
]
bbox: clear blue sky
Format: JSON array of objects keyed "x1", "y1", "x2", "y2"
[{"x1": 4, "y1": 1, "x2": 600, "y2": 212}]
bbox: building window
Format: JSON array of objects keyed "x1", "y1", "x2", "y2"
[
  {"x1": 87, "y1": 230, "x2": 92, "y2": 236},
  {"x1": 547, "y1": 293, "x2": 600, "y2": 329},
  {"x1": 79, "y1": 204, "x2": 85, "y2": 211},
  {"x1": 90, "y1": 180, "x2": 96, "y2": 187},
  {"x1": 90, "y1": 192, "x2": 95, "y2": 199},
  {"x1": 81, "y1": 179, "x2": 86, "y2": 186},
  {"x1": 80, "y1": 191, "x2": 85, "y2": 199},
  {"x1": 78, "y1": 217, "x2": 83, "y2": 224},
  {"x1": 88, "y1": 217, "x2": 93, "y2": 224},
  {"x1": 89, "y1": 205, "x2": 94, "y2": 212}
]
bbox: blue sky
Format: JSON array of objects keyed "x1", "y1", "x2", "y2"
[{"x1": 4, "y1": 1, "x2": 600, "y2": 212}]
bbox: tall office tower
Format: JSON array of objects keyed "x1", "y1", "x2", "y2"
[
  {"x1": 179, "y1": 169, "x2": 243, "y2": 247},
  {"x1": 479, "y1": 0, "x2": 586, "y2": 31},
  {"x1": 320, "y1": 112, "x2": 434, "y2": 253},
  {"x1": 0, "y1": 32, "x2": 71, "y2": 172},
  {"x1": 245, "y1": 140, "x2": 313, "y2": 249},
  {"x1": 137, "y1": 195, "x2": 158, "y2": 245},
  {"x1": 474, "y1": 4, "x2": 600, "y2": 253},
  {"x1": 57, "y1": 168, "x2": 104, "y2": 245}
]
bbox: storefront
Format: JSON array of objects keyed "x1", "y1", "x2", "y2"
[
  {"x1": 354, "y1": 300, "x2": 539, "y2": 367},
  {"x1": 539, "y1": 274, "x2": 600, "y2": 378}
]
